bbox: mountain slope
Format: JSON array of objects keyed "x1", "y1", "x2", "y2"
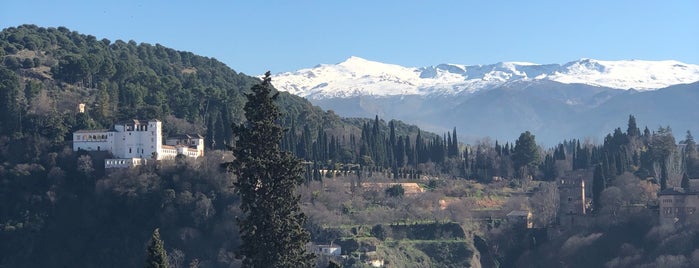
[
  {"x1": 271, "y1": 56, "x2": 699, "y2": 99},
  {"x1": 272, "y1": 56, "x2": 699, "y2": 145},
  {"x1": 0, "y1": 25, "x2": 401, "y2": 150}
]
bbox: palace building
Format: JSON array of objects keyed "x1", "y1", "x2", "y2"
[{"x1": 72, "y1": 119, "x2": 204, "y2": 168}]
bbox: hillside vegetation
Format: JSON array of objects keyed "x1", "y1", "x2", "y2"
[{"x1": 2, "y1": 25, "x2": 699, "y2": 267}]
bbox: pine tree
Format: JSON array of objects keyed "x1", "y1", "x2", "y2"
[
  {"x1": 145, "y1": 228, "x2": 168, "y2": 268},
  {"x1": 226, "y1": 72, "x2": 314, "y2": 267}
]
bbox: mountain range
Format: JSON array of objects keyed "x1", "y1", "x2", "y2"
[{"x1": 271, "y1": 57, "x2": 699, "y2": 145}]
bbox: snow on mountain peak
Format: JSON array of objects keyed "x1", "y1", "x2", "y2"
[
  {"x1": 550, "y1": 59, "x2": 699, "y2": 90},
  {"x1": 270, "y1": 57, "x2": 699, "y2": 99}
]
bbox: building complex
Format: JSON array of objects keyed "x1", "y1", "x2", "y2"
[{"x1": 72, "y1": 119, "x2": 204, "y2": 168}]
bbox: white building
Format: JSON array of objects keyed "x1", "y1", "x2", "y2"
[
  {"x1": 315, "y1": 244, "x2": 341, "y2": 257},
  {"x1": 72, "y1": 119, "x2": 204, "y2": 168}
]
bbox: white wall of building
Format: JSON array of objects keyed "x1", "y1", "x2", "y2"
[
  {"x1": 73, "y1": 131, "x2": 114, "y2": 152},
  {"x1": 73, "y1": 119, "x2": 203, "y2": 167}
]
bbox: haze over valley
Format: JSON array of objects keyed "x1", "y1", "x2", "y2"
[{"x1": 272, "y1": 57, "x2": 699, "y2": 144}]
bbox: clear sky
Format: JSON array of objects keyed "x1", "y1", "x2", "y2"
[{"x1": 2, "y1": 0, "x2": 697, "y2": 75}]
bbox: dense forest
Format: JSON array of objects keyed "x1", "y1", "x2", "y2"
[{"x1": 1, "y1": 25, "x2": 699, "y2": 267}]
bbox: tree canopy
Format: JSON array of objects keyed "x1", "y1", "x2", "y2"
[
  {"x1": 512, "y1": 131, "x2": 540, "y2": 175},
  {"x1": 145, "y1": 228, "x2": 169, "y2": 268},
  {"x1": 226, "y1": 72, "x2": 314, "y2": 267}
]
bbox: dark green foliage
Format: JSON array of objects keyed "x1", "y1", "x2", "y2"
[
  {"x1": 371, "y1": 224, "x2": 389, "y2": 240},
  {"x1": 385, "y1": 184, "x2": 405, "y2": 198},
  {"x1": 512, "y1": 131, "x2": 540, "y2": 177},
  {"x1": 0, "y1": 66, "x2": 22, "y2": 135},
  {"x1": 0, "y1": 147, "x2": 243, "y2": 267},
  {"x1": 226, "y1": 73, "x2": 314, "y2": 267},
  {"x1": 650, "y1": 127, "x2": 676, "y2": 163},
  {"x1": 414, "y1": 242, "x2": 473, "y2": 268},
  {"x1": 145, "y1": 228, "x2": 168, "y2": 268},
  {"x1": 651, "y1": 127, "x2": 676, "y2": 190},
  {"x1": 681, "y1": 172, "x2": 690, "y2": 190},
  {"x1": 5, "y1": 25, "x2": 699, "y2": 267},
  {"x1": 388, "y1": 222, "x2": 465, "y2": 240},
  {"x1": 0, "y1": 24, "x2": 460, "y2": 267},
  {"x1": 627, "y1": 114, "x2": 641, "y2": 138},
  {"x1": 592, "y1": 164, "x2": 605, "y2": 212},
  {"x1": 683, "y1": 130, "x2": 699, "y2": 177},
  {"x1": 327, "y1": 260, "x2": 342, "y2": 268}
]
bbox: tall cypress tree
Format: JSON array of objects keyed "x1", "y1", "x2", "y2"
[
  {"x1": 145, "y1": 228, "x2": 168, "y2": 268},
  {"x1": 627, "y1": 114, "x2": 641, "y2": 138},
  {"x1": 226, "y1": 72, "x2": 314, "y2": 267},
  {"x1": 681, "y1": 172, "x2": 691, "y2": 190},
  {"x1": 592, "y1": 164, "x2": 605, "y2": 212}
]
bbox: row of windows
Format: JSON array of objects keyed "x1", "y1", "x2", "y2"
[
  {"x1": 127, "y1": 148, "x2": 147, "y2": 154},
  {"x1": 125, "y1": 125, "x2": 149, "y2": 131},
  {"x1": 75, "y1": 134, "x2": 110, "y2": 141},
  {"x1": 106, "y1": 160, "x2": 131, "y2": 165},
  {"x1": 662, "y1": 207, "x2": 696, "y2": 215},
  {"x1": 162, "y1": 149, "x2": 177, "y2": 154},
  {"x1": 76, "y1": 132, "x2": 158, "y2": 141}
]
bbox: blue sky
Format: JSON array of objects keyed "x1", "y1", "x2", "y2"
[{"x1": 2, "y1": 0, "x2": 697, "y2": 75}]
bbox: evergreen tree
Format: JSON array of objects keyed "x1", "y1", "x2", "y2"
[
  {"x1": 449, "y1": 127, "x2": 459, "y2": 157},
  {"x1": 512, "y1": 131, "x2": 540, "y2": 178},
  {"x1": 651, "y1": 126, "x2": 676, "y2": 190},
  {"x1": 681, "y1": 172, "x2": 690, "y2": 190},
  {"x1": 592, "y1": 164, "x2": 605, "y2": 212},
  {"x1": 684, "y1": 130, "x2": 699, "y2": 177},
  {"x1": 385, "y1": 184, "x2": 405, "y2": 198},
  {"x1": 660, "y1": 162, "x2": 669, "y2": 190},
  {"x1": 0, "y1": 66, "x2": 23, "y2": 135},
  {"x1": 327, "y1": 260, "x2": 342, "y2": 268},
  {"x1": 627, "y1": 114, "x2": 641, "y2": 137},
  {"x1": 145, "y1": 228, "x2": 168, "y2": 268},
  {"x1": 226, "y1": 72, "x2": 314, "y2": 267}
]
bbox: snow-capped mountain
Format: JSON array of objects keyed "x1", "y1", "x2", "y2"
[
  {"x1": 269, "y1": 57, "x2": 699, "y2": 145},
  {"x1": 271, "y1": 57, "x2": 699, "y2": 99}
]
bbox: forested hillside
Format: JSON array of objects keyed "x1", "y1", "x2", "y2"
[
  {"x1": 0, "y1": 24, "x2": 452, "y2": 267},
  {"x1": 2, "y1": 25, "x2": 699, "y2": 267},
  {"x1": 0, "y1": 24, "x2": 340, "y2": 149}
]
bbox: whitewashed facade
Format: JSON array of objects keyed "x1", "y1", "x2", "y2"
[{"x1": 72, "y1": 119, "x2": 204, "y2": 168}]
